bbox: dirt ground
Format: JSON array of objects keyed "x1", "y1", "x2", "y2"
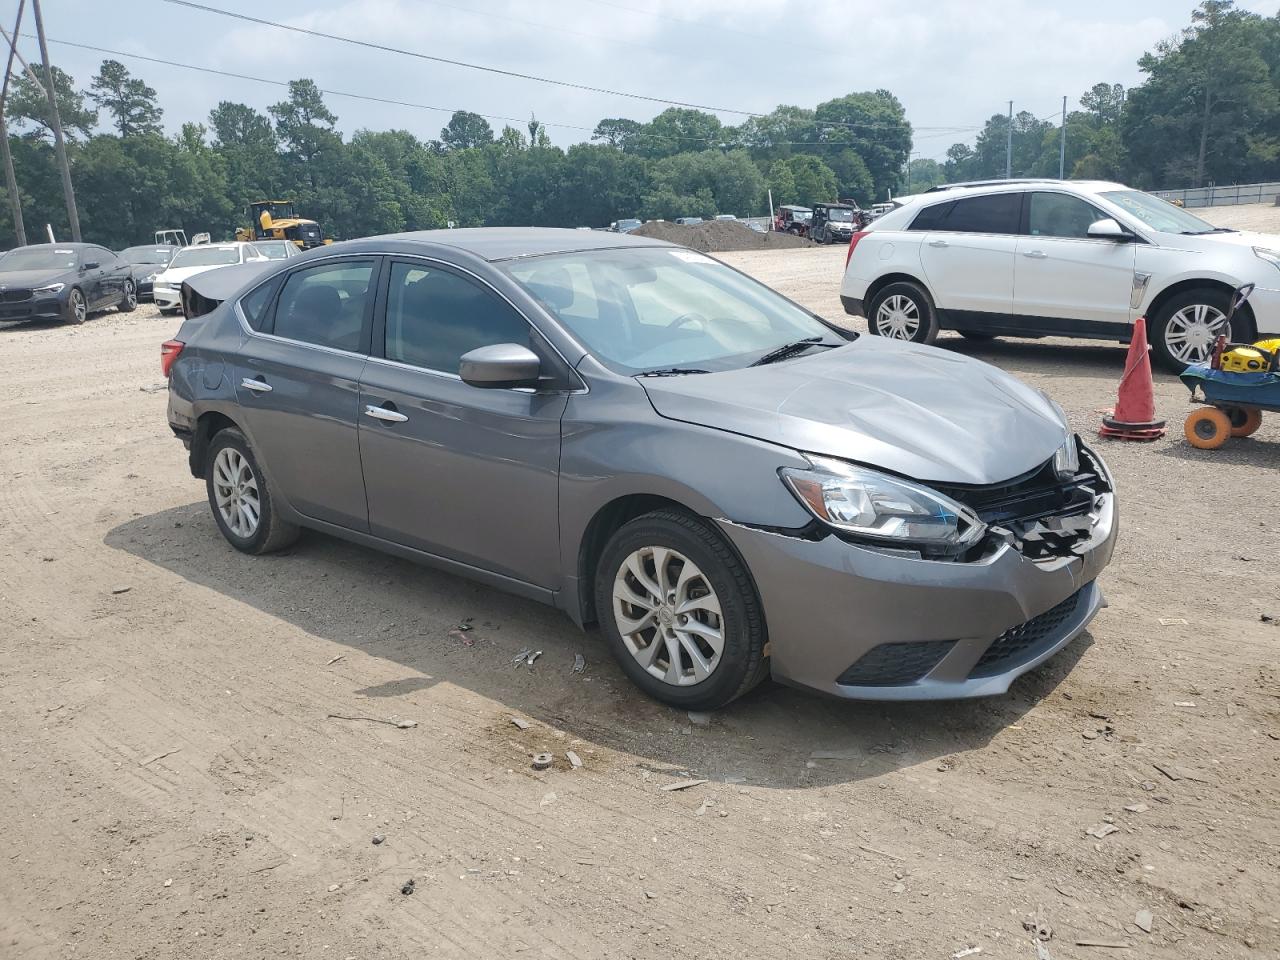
[{"x1": 1, "y1": 241, "x2": 1277, "y2": 960}]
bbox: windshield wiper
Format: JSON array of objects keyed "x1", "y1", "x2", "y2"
[
  {"x1": 1180, "y1": 227, "x2": 1237, "y2": 235},
  {"x1": 751, "y1": 336, "x2": 832, "y2": 367},
  {"x1": 636, "y1": 367, "x2": 711, "y2": 377}
]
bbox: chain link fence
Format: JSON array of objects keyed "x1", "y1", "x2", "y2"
[{"x1": 1151, "y1": 181, "x2": 1280, "y2": 208}]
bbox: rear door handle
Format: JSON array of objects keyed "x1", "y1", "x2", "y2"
[
  {"x1": 928, "y1": 239, "x2": 949, "y2": 248},
  {"x1": 365, "y1": 404, "x2": 408, "y2": 423},
  {"x1": 1022, "y1": 250, "x2": 1048, "y2": 259},
  {"x1": 240, "y1": 377, "x2": 272, "y2": 393}
]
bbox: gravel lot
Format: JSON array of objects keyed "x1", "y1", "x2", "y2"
[{"x1": 1, "y1": 235, "x2": 1277, "y2": 959}]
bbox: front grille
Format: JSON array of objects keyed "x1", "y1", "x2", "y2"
[
  {"x1": 968, "y1": 589, "x2": 1084, "y2": 678},
  {"x1": 1, "y1": 288, "x2": 32, "y2": 302},
  {"x1": 837, "y1": 639, "x2": 956, "y2": 687}
]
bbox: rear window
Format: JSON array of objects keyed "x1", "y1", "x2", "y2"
[
  {"x1": 908, "y1": 201, "x2": 955, "y2": 231},
  {"x1": 910, "y1": 193, "x2": 1021, "y2": 235}
]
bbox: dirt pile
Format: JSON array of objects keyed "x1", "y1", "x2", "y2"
[{"x1": 632, "y1": 219, "x2": 813, "y2": 252}]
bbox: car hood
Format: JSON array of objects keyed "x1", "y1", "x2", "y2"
[
  {"x1": 156, "y1": 263, "x2": 238, "y2": 284},
  {"x1": 1152, "y1": 228, "x2": 1280, "y2": 254},
  {"x1": 0, "y1": 268, "x2": 75, "y2": 287},
  {"x1": 639, "y1": 337, "x2": 1068, "y2": 485}
]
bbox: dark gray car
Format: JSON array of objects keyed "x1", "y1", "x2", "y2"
[{"x1": 163, "y1": 228, "x2": 1117, "y2": 710}]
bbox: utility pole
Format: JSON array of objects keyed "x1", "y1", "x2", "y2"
[
  {"x1": 0, "y1": 0, "x2": 28, "y2": 246},
  {"x1": 1058, "y1": 95, "x2": 1067, "y2": 180},
  {"x1": 31, "y1": 0, "x2": 79, "y2": 241},
  {"x1": 1005, "y1": 100, "x2": 1013, "y2": 179}
]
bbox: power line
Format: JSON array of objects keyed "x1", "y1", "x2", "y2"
[
  {"x1": 36, "y1": 35, "x2": 979, "y2": 150},
  {"x1": 154, "y1": 0, "x2": 971, "y2": 135}
]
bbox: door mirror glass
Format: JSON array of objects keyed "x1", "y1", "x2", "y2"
[
  {"x1": 82, "y1": 261, "x2": 99, "y2": 270},
  {"x1": 1086, "y1": 218, "x2": 1129, "y2": 241},
  {"x1": 459, "y1": 343, "x2": 541, "y2": 389}
]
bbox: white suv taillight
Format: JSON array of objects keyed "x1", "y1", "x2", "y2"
[{"x1": 845, "y1": 230, "x2": 869, "y2": 268}]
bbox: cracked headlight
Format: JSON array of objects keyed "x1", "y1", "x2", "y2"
[
  {"x1": 1053, "y1": 436, "x2": 1080, "y2": 480},
  {"x1": 781, "y1": 456, "x2": 986, "y2": 549}
]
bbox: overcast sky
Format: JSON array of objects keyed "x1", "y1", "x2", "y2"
[{"x1": 25, "y1": 0, "x2": 1280, "y2": 160}]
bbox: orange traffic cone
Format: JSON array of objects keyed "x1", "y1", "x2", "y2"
[{"x1": 1099, "y1": 317, "x2": 1165, "y2": 441}]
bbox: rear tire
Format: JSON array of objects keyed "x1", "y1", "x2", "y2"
[
  {"x1": 205, "y1": 428, "x2": 300, "y2": 555},
  {"x1": 594, "y1": 510, "x2": 768, "y2": 711},
  {"x1": 118, "y1": 279, "x2": 137, "y2": 313},
  {"x1": 1225, "y1": 406, "x2": 1263, "y2": 438},
  {"x1": 867, "y1": 281, "x2": 939, "y2": 344}
]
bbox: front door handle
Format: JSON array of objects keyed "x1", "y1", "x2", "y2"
[
  {"x1": 1022, "y1": 250, "x2": 1048, "y2": 259},
  {"x1": 928, "y1": 239, "x2": 949, "y2": 248},
  {"x1": 240, "y1": 377, "x2": 272, "y2": 393},
  {"x1": 365, "y1": 404, "x2": 408, "y2": 423}
]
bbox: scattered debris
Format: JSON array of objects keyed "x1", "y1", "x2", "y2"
[
  {"x1": 572, "y1": 654, "x2": 586, "y2": 674},
  {"x1": 540, "y1": 791, "x2": 557, "y2": 807},
  {"x1": 328, "y1": 883, "x2": 340, "y2": 892},
  {"x1": 1082, "y1": 730, "x2": 1099, "y2": 740},
  {"x1": 1035, "y1": 942, "x2": 1052, "y2": 960},
  {"x1": 687, "y1": 711, "x2": 712, "y2": 727},
  {"x1": 1153, "y1": 762, "x2": 1209, "y2": 783},
  {"x1": 1174, "y1": 701, "x2": 1196, "y2": 708},
  {"x1": 660, "y1": 778, "x2": 707, "y2": 792},
  {"x1": 372, "y1": 834, "x2": 385, "y2": 845},
  {"x1": 111, "y1": 586, "x2": 132, "y2": 595},
  {"x1": 695, "y1": 798, "x2": 715, "y2": 816},
  {"x1": 1135, "y1": 909, "x2": 1153, "y2": 933},
  {"x1": 952, "y1": 948, "x2": 982, "y2": 959},
  {"x1": 163, "y1": 878, "x2": 173, "y2": 887},
  {"x1": 510, "y1": 717, "x2": 531, "y2": 730},
  {"x1": 326, "y1": 654, "x2": 344, "y2": 666},
  {"x1": 858, "y1": 844, "x2": 904, "y2": 862},
  {"x1": 400, "y1": 878, "x2": 415, "y2": 896},
  {"x1": 512, "y1": 648, "x2": 532, "y2": 665},
  {"x1": 891, "y1": 881, "x2": 906, "y2": 894},
  {"x1": 1123, "y1": 803, "x2": 1148, "y2": 813},
  {"x1": 1262, "y1": 613, "x2": 1275, "y2": 624},
  {"x1": 566, "y1": 750, "x2": 583, "y2": 769},
  {"x1": 326, "y1": 714, "x2": 417, "y2": 729},
  {"x1": 526, "y1": 650, "x2": 543, "y2": 666},
  {"x1": 532, "y1": 753, "x2": 554, "y2": 770},
  {"x1": 1158, "y1": 617, "x2": 1188, "y2": 626},
  {"x1": 139, "y1": 748, "x2": 180, "y2": 767},
  {"x1": 644, "y1": 889, "x2": 656, "y2": 899},
  {"x1": 1086, "y1": 823, "x2": 1119, "y2": 839},
  {"x1": 1074, "y1": 939, "x2": 1130, "y2": 949},
  {"x1": 456, "y1": 618, "x2": 474, "y2": 632},
  {"x1": 139, "y1": 382, "x2": 168, "y2": 393},
  {"x1": 1022, "y1": 911, "x2": 1053, "y2": 941}
]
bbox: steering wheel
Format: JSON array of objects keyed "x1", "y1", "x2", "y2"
[{"x1": 665, "y1": 312, "x2": 707, "y2": 330}]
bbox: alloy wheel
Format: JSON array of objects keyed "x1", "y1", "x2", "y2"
[
  {"x1": 212, "y1": 447, "x2": 261, "y2": 538},
  {"x1": 71, "y1": 290, "x2": 86, "y2": 323},
  {"x1": 875, "y1": 294, "x2": 921, "y2": 340},
  {"x1": 1165, "y1": 303, "x2": 1228, "y2": 365},
  {"x1": 124, "y1": 280, "x2": 137, "y2": 309},
  {"x1": 612, "y1": 546, "x2": 724, "y2": 686}
]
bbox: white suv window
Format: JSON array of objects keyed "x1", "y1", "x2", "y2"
[
  {"x1": 1027, "y1": 192, "x2": 1105, "y2": 239},
  {"x1": 908, "y1": 193, "x2": 1021, "y2": 235}
]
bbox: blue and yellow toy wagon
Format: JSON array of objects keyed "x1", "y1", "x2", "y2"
[{"x1": 1179, "y1": 283, "x2": 1280, "y2": 450}]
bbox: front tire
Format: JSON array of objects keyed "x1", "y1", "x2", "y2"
[
  {"x1": 1184, "y1": 408, "x2": 1231, "y2": 449},
  {"x1": 65, "y1": 288, "x2": 87, "y2": 325},
  {"x1": 118, "y1": 279, "x2": 137, "y2": 313},
  {"x1": 1150, "y1": 288, "x2": 1241, "y2": 373},
  {"x1": 867, "y1": 280, "x2": 939, "y2": 344},
  {"x1": 205, "y1": 428, "x2": 300, "y2": 554},
  {"x1": 594, "y1": 510, "x2": 768, "y2": 710}
]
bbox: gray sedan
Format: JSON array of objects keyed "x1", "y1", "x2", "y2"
[{"x1": 163, "y1": 228, "x2": 1116, "y2": 710}]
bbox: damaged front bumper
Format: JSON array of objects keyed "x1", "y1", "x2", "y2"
[{"x1": 717, "y1": 443, "x2": 1117, "y2": 700}]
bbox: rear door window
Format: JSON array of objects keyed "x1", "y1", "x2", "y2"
[
  {"x1": 935, "y1": 193, "x2": 1022, "y2": 235},
  {"x1": 908, "y1": 201, "x2": 955, "y2": 231},
  {"x1": 270, "y1": 260, "x2": 377, "y2": 353}
]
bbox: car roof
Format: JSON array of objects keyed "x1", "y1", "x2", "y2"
[
  {"x1": 10, "y1": 242, "x2": 99, "y2": 250},
  {"x1": 917, "y1": 179, "x2": 1128, "y2": 200},
  {"x1": 360, "y1": 227, "x2": 674, "y2": 262}
]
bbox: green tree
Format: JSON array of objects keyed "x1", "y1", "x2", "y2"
[
  {"x1": 592, "y1": 117, "x2": 642, "y2": 149},
  {"x1": 632, "y1": 107, "x2": 722, "y2": 159},
  {"x1": 813, "y1": 91, "x2": 911, "y2": 199},
  {"x1": 269, "y1": 79, "x2": 341, "y2": 192},
  {"x1": 7, "y1": 65, "x2": 96, "y2": 142},
  {"x1": 905, "y1": 157, "x2": 945, "y2": 192},
  {"x1": 88, "y1": 60, "x2": 162, "y2": 137},
  {"x1": 765, "y1": 159, "x2": 797, "y2": 206},
  {"x1": 783, "y1": 154, "x2": 838, "y2": 206},
  {"x1": 440, "y1": 111, "x2": 494, "y2": 150}
]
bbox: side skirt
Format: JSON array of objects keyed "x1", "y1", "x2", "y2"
[{"x1": 939, "y1": 308, "x2": 1131, "y2": 340}]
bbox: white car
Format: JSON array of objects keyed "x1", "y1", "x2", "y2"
[
  {"x1": 840, "y1": 179, "x2": 1279, "y2": 371},
  {"x1": 250, "y1": 239, "x2": 302, "y2": 261},
  {"x1": 152, "y1": 242, "x2": 268, "y2": 314}
]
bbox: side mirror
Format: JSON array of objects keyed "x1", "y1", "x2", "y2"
[
  {"x1": 1086, "y1": 218, "x2": 1130, "y2": 241},
  {"x1": 82, "y1": 261, "x2": 100, "y2": 270},
  {"x1": 459, "y1": 343, "x2": 541, "y2": 389}
]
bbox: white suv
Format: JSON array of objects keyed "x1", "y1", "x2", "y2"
[{"x1": 840, "y1": 179, "x2": 1280, "y2": 371}]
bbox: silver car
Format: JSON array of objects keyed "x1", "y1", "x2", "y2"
[{"x1": 163, "y1": 228, "x2": 1117, "y2": 710}]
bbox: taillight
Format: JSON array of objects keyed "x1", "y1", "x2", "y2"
[
  {"x1": 845, "y1": 230, "x2": 869, "y2": 268},
  {"x1": 160, "y1": 340, "x2": 185, "y2": 378}
]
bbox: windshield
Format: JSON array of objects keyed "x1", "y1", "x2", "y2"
[
  {"x1": 121, "y1": 246, "x2": 174, "y2": 265},
  {"x1": 1101, "y1": 190, "x2": 1218, "y2": 234},
  {"x1": 828, "y1": 208, "x2": 854, "y2": 222},
  {"x1": 254, "y1": 241, "x2": 293, "y2": 260},
  {"x1": 169, "y1": 247, "x2": 241, "y2": 268},
  {"x1": 0, "y1": 248, "x2": 78, "y2": 272},
  {"x1": 504, "y1": 247, "x2": 841, "y2": 374}
]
